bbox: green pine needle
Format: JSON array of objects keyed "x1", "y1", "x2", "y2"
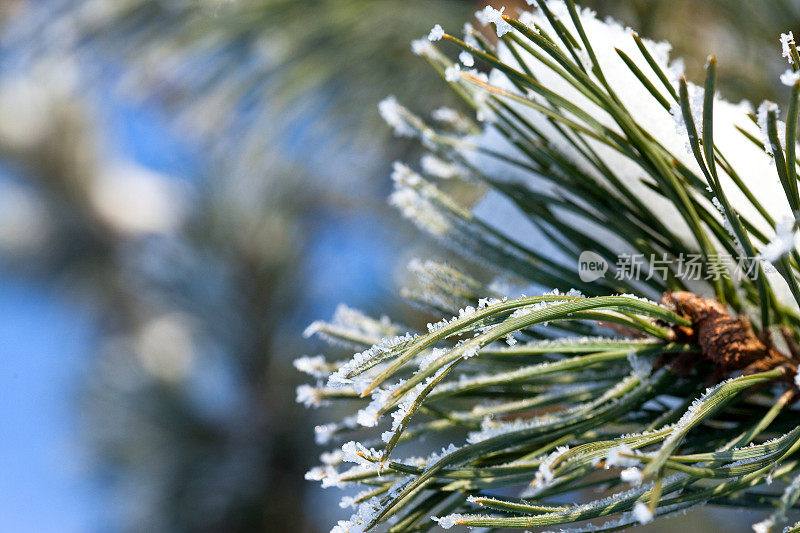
[{"x1": 299, "y1": 3, "x2": 800, "y2": 532}]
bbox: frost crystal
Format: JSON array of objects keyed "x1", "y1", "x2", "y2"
[
  {"x1": 605, "y1": 444, "x2": 639, "y2": 467},
  {"x1": 428, "y1": 24, "x2": 445, "y2": 42},
  {"x1": 477, "y1": 6, "x2": 512, "y2": 37},
  {"x1": 325, "y1": 328, "x2": 414, "y2": 390},
  {"x1": 782, "y1": 32, "x2": 795, "y2": 64},
  {"x1": 781, "y1": 69, "x2": 800, "y2": 86},
  {"x1": 378, "y1": 96, "x2": 415, "y2": 137},
  {"x1": 533, "y1": 445, "x2": 570, "y2": 488},
  {"x1": 626, "y1": 348, "x2": 651, "y2": 380},
  {"x1": 467, "y1": 411, "x2": 560, "y2": 444},
  {"x1": 356, "y1": 380, "x2": 404, "y2": 427},
  {"x1": 314, "y1": 425, "x2": 335, "y2": 445},
  {"x1": 633, "y1": 502, "x2": 654, "y2": 524},
  {"x1": 383, "y1": 383, "x2": 424, "y2": 442},
  {"x1": 657, "y1": 377, "x2": 738, "y2": 455},
  {"x1": 296, "y1": 384, "x2": 327, "y2": 408},
  {"x1": 463, "y1": 22, "x2": 480, "y2": 48},
  {"x1": 461, "y1": 345, "x2": 479, "y2": 359},
  {"x1": 478, "y1": 296, "x2": 503, "y2": 309},
  {"x1": 421, "y1": 154, "x2": 463, "y2": 178},
  {"x1": 411, "y1": 38, "x2": 433, "y2": 57},
  {"x1": 459, "y1": 50, "x2": 475, "y2": 67},
  {"x1": 431, "y1": 107, "x2": 460, "y2": 123},
  {"x1": 389, "y1": 163, "x2": 454, "y2": 235},
  {"x1": 293, "y1": 355, "x2": 328, "y2": 378},
  {"x1": 339, "y1": 496, "x2": 357, "y2": 510},
  {"x1": 305, "y1": 303, "x2": 401, "y2": 346},
  {"x1": 330, "y1": 494, "x2": 383, "y2": 533},
  {"x1": 757, "y1": 101, "x2": 782, "y2": 157},
  {"x1": 425, "y1": 443, "x2": 460, "y2": 469},
  {"x1": 431, "y1": 514, "x2": 464, "y2": 529},
  {"x1": 304, "y1": 466, "x2": 326, "y2": 482},
  {"x1": 341, "y1": 441, "x2": 379, "y2": 467},
  {"x1": 417, "y1": 347, "x2": 447, "y2": 371},
  {"x1": 306, "y1": 462, "x2": 379, "y2": 490},
  {"x1": 445, "y1": 64, "x2": 462, "y2": 82},
  {"x1": 320, "y1": 450, "x2": 343, "y2": 465},
  {"x1": 390, "y1": 187, "x2": 451, "y2": 235},
  {"x1": 620, "y1": 467, "x2": 644, "y2": 485},
  {"x1": 426, "y1": 303, "x2": 483, "y2": 333},
  {"x1": 314, "y1": 415, "x2": 358, "y2": 445}
]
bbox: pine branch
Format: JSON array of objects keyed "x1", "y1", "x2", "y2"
[{"x1": 299, "y1": 2, "x2": 800, "y2": 532}]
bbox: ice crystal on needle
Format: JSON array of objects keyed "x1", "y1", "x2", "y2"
[
  {"x1": 428, "y1": 24, "x2": 444, "y2": 42},
  {"x1": 605, "y1": 444, "x2": 639, "y2": 468},
  {"x1": 757, "y1": 101, "x2": 783, "y2": 157},
  {"x1": 444, "y1": 64, "x2": 462, "y2": 82},
  {"x1": 781, "y1": 68, "x2": 800, "y2": 86},
  {"x1": 325, "y1": 331, "x2": 414, "y2": 390},
  {"x1": 341, "y1": 441, "x2": 380, "y2": 467},
  {"x1": 293, "y1": 354, "x2": 329, "y2": 378},
  {"x1": 431, "y1": 106, "x2": 460, "y2": 123},
  {"x1": 378, "y1": 95, "x2": 415, "y2": 137},
  {"x1": 782, "y1": 31, "x2": 795, "y2": 63},
  {"x1": 411, "y1": 38, "x2": 433, "y2": 57},
  {"x1": 420, "y1": 154, "x2": 463, "y2": 178},
  {"x1": 632, "y1": 502, "x2": 654, "y2": 525},
  {"x1": 477, "y1": 6, "x2": 512, "y2": 37},
  {"x1": 620, "y1": 467, "x2": 644, "y2": 485},
  {"x1": 535, "y1": 445, "x2": 571, "y2": 486},
  {"x1": 431, "y1": 514, "x2": 464, "y2": 529},
  {"x1": 626, "y1": 348, "x2": 651, "y2": 380},
  {"x1": 296, "y1": 383, "x2": 327, "y2": 408}
]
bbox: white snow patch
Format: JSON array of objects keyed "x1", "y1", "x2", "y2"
[{"x1": 758, "y1": 218, "x2": 796, "y2": 263}]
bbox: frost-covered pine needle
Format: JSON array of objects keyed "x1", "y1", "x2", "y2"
[{"x1": 299, "y1": 3, "x2": 800, "y2": 532}]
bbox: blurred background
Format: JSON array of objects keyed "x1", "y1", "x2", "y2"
[{"x1": 0, "y1": 1, "x2": 798, "y2": 532}]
